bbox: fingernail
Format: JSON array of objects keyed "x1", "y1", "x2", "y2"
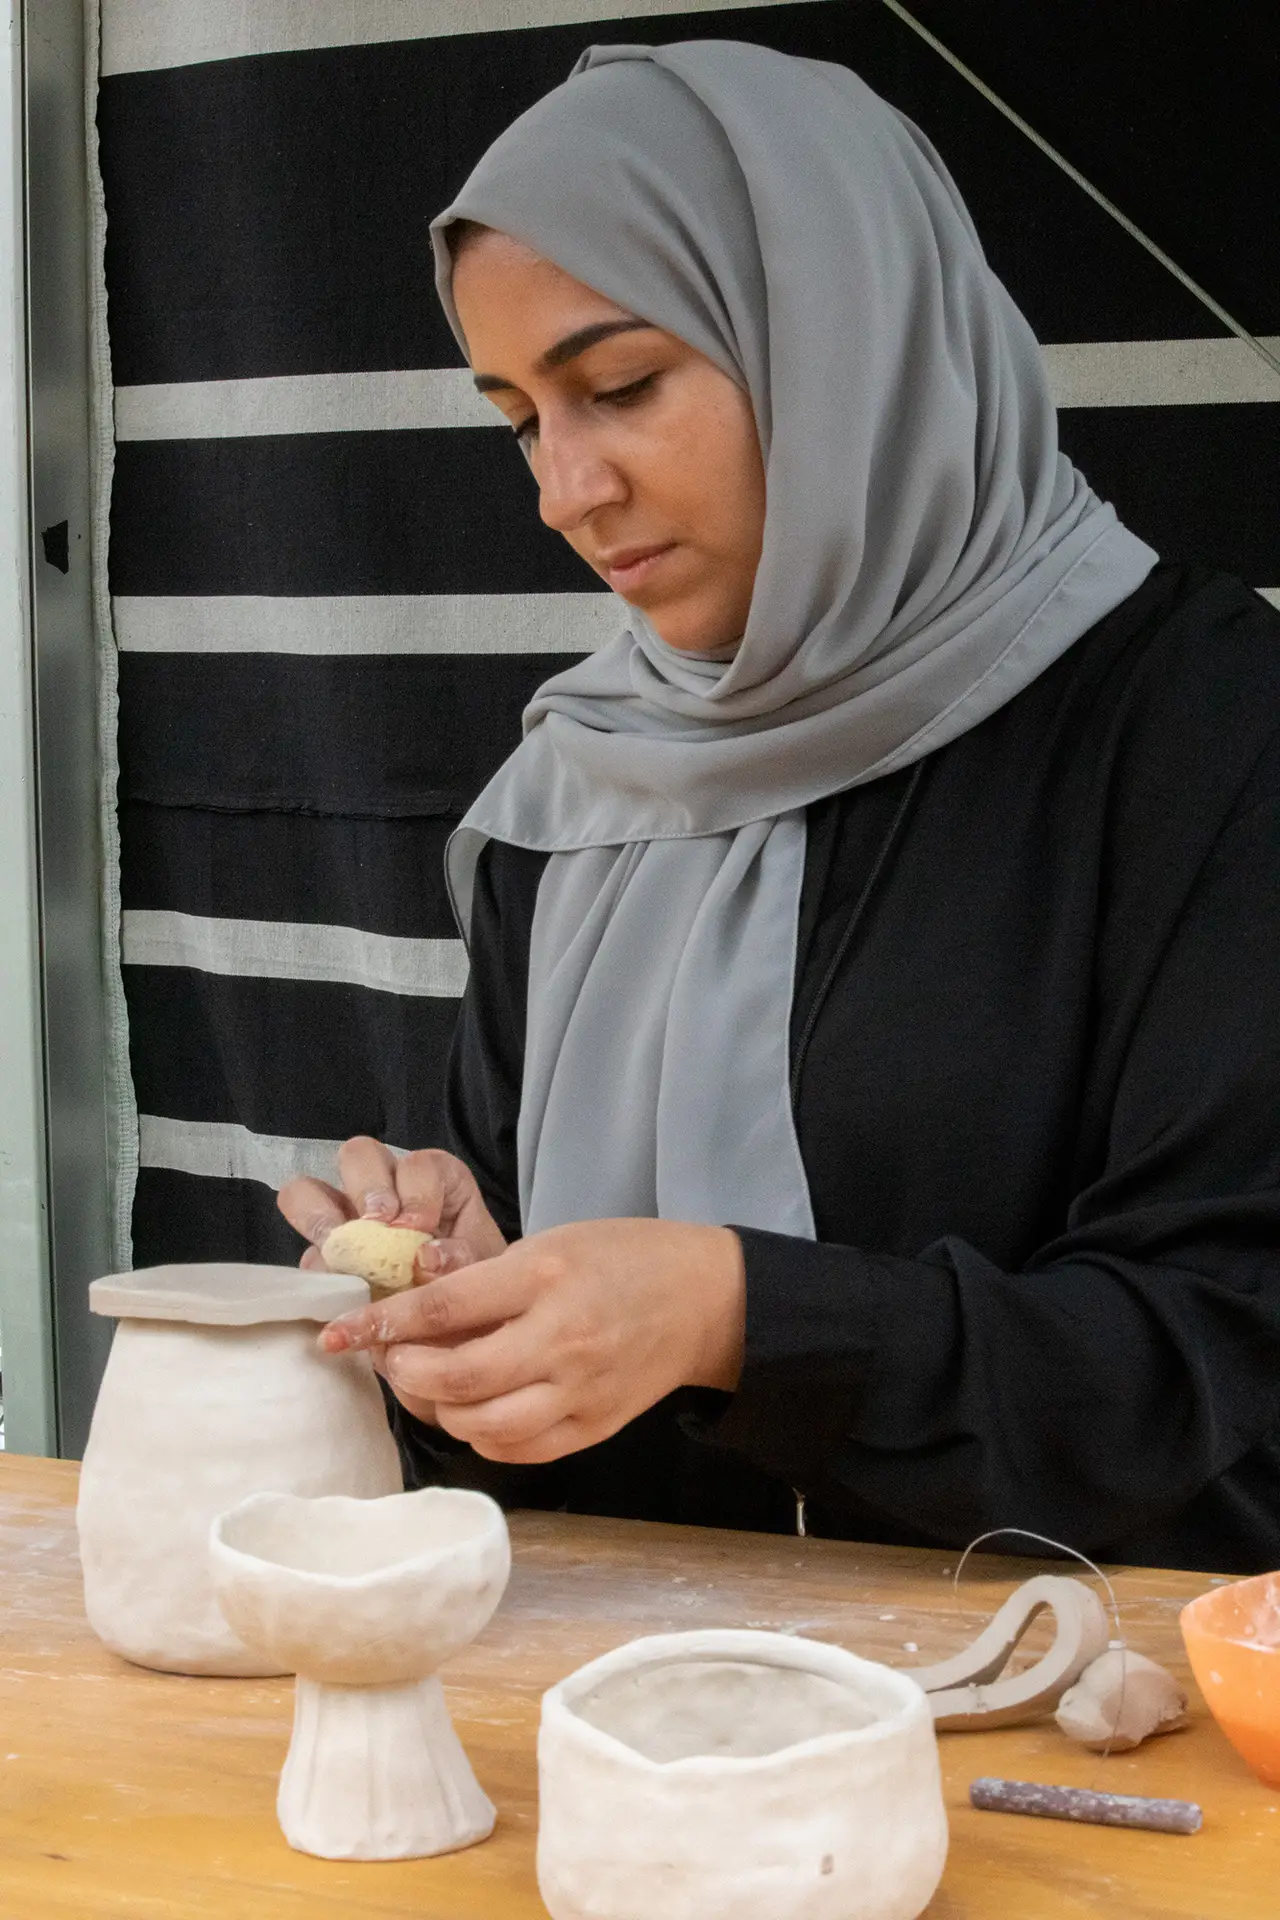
[
  {"x1": 396, "y1": 1207, "x2": 435, "y2": 1232},
  {"x1": 317, "y1": 1323, "x2": 351, "y2": 1352},
  {"x1": 308, "y1": 1216, "x2": 340, "y2": 1249},
  {"x1": 361, "y1": 1189, "x2": 398, "y2": 1220},
  {"x1": 415, "y1": 1241, "x2": 443, "y2": 1276}
]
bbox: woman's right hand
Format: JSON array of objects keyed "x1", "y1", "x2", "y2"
[
  {"x1": 278, "y1": 1138, "x2": 509, "y2": 1423},
  {"x1": 279, "y1": 1135, "x2": 508, "y2": 1272}
]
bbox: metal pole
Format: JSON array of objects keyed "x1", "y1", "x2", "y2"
[
  {"x1": 0, "y1": 0, "x2": 56, "y2": 1454},
  {"x1": 27, "y1": 0, "x2": 115, "y2": 1456},
  {"x1": 0, "y1": 0, "x2": 115, "y2": 1456}
]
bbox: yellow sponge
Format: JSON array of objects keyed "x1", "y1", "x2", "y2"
[{"x1": 322, "y1": 1217, "x2": 434, "y2": 1296}]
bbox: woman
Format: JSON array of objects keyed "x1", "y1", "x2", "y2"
[{"x1": 279, "y1": 40, "x2": 1280, "y2": 1572}]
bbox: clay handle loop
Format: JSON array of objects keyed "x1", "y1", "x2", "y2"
[{"x1": 904, "y1": 1575, "x2": 1111, "y2": 1730}]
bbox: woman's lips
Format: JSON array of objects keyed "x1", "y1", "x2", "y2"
[{"x1": 599, "y1": 543, "x2": 675, "y2": 594}]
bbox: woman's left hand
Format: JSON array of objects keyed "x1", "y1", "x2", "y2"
[{"x1": 319, "y1": 1218, "x2": 746, "y2": 1463}]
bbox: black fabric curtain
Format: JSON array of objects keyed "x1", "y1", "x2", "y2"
[{"x1": 95, "y1": 0, "x2": 1279, "y2": 1269}]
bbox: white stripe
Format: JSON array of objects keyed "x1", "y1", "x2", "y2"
[
  {"x1": 111, "y1": 583, "x2": 1280, "y2": 659},
  {"x1": 110, "y1": 341, "x2": 1280, "y2": 444},
  {"x1": 1045, "y1": 337, "x2": 1280, "y2": 408},
  {"x1": 102, "y1": 0, "x2": 790, "y2": 76},
  {"x1": 113, "y1": 592, "x2": 617, "y2": 655},
  {"x1": 138, "y1": 1114, "x2": 409, "y2": 1188},
  {"x1": 122, "y1": 910, "x2": 469, "y2": 997},
  {"x1": 113, "y1": 368, "x2": 499, "y2": 439}
]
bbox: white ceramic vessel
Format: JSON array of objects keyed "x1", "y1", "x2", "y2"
[
  {"x1": 537, "y1": 1628, "x2": 948, "y2": 1920},
  {"x1": 210, "y1": 1485, "x2": 511, "y2": 1860},
  {"x1": 77, "y1": 1263, "x2": 402, "y2": 1675}
]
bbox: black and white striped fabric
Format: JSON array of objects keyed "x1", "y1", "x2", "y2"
[{"x1": 95, "y1": 0, "x2": 1280, "y2": 1268}]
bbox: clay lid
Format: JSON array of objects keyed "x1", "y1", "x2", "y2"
[{"x1": 89, "y1": 1262, "x2": 371, "y2": 1327}]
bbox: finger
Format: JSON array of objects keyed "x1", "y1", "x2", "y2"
[
  {"x1": 377, "y1": 1348, "x2": 439, "y2": 1427},
  {"x1": 314, "y1": 1317, "x2": 436, "y2": 1429},
  {"x1": 337, "y1": 1136, "x2": 402, "y2": 1220},
  {"x1": 382, "y1": 1318, "x2": 541, "y2": 1407},
  {"x1": 317, "y1": 1253, "x2": 535, "y2": 1353},
  {"x1": 382, "y1": 1149, "x2": 449, "y2": 1233},
  {"x1": 388, "y1": 1386, "x2": 438, "y2": 1426},
  {"x1": 413, "y1": 1236, "x2": 477, "y2": 1280},
  {"x1": 478, "y1": 1418, "x2": 590, "y2": 1465},
  {"x1": 394, "y1": 1157, "x2": 508, "y2": 1265},
  {"x1": 299, "y1": 1246, "x2": 328, "y2": 1272},
  {"x1": 392, "y1": 1151, "x2": 501, "y2": 1249},
  {"x1": 435, "y1": 1381, "x2": 568, "y2": 1457},
  {"x1": 278, "y1": 1176, "x2": 355, "y2": 1248}
]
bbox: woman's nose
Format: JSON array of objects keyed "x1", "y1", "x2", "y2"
[{"x1": 535, "y1": 428, "x2": 627, "y2": 534}]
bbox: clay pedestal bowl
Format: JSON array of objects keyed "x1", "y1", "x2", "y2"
[
  {"x1": 1181, "y1": 1571, "x2": 1280, "y2": 1788},
  {"x1": 537, "y1": 1627, "x2": 949, "y2": 1920},
  {"x1": 210, "y1": 1486, "x2": 510, "y2": 1859}
]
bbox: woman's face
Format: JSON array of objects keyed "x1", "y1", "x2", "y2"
[{"x1": 451, "y1": 231, "x2": 766, "y2": 655}]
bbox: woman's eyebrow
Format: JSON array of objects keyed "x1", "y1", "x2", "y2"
[{"x1": 472, "y1": 317, "x2": 656, "y2": 393}]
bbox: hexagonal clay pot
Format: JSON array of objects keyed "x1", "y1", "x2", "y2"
[{"x1": 77, "y1": 1263, "x2": 402, "y2": 1675}]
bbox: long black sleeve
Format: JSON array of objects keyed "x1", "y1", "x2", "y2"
[{"x1": 721, "y1": 768, "x2": 1280, "y2": 1561}]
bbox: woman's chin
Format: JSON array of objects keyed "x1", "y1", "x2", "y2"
[{"x1": 633, "y1": 599, "x2": 744, "y2": 658}]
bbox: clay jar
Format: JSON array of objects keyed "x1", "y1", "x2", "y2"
[
  {"x1": 537, "y1": 1628, "x2": 949, "y2": 1920},
  {"x1": 77, "y1": 1262, "x2": 402, "y2": 1675}
]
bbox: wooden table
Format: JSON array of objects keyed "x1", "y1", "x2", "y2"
[{"x1": 0, "y1": 1455, "x2": 1276, "y2": 1915}]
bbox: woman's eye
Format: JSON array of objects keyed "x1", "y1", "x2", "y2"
[
  {"x1": 596, "y1": 373, "x2": 658, "y2": 410},
  {"x1": 510, "y1": 374, "x2": 657, "y2": 451}
]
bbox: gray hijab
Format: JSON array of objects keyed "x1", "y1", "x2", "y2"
[{"x1": 431, "y1": 39, "x2": 1157, "y2": 1238}]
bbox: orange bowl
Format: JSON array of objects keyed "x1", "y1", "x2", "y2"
[{"x1": 1180, "y1": 1571, "x2": 1280, "y2": 1788}]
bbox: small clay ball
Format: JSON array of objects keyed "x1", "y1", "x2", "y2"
[
  {"x1": 322, "y1": 1218, "x2": 433, "y2": 1296},
  {"x1": 1055, "y1": 1648, "x2": 1189, "y2": 1752}
]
